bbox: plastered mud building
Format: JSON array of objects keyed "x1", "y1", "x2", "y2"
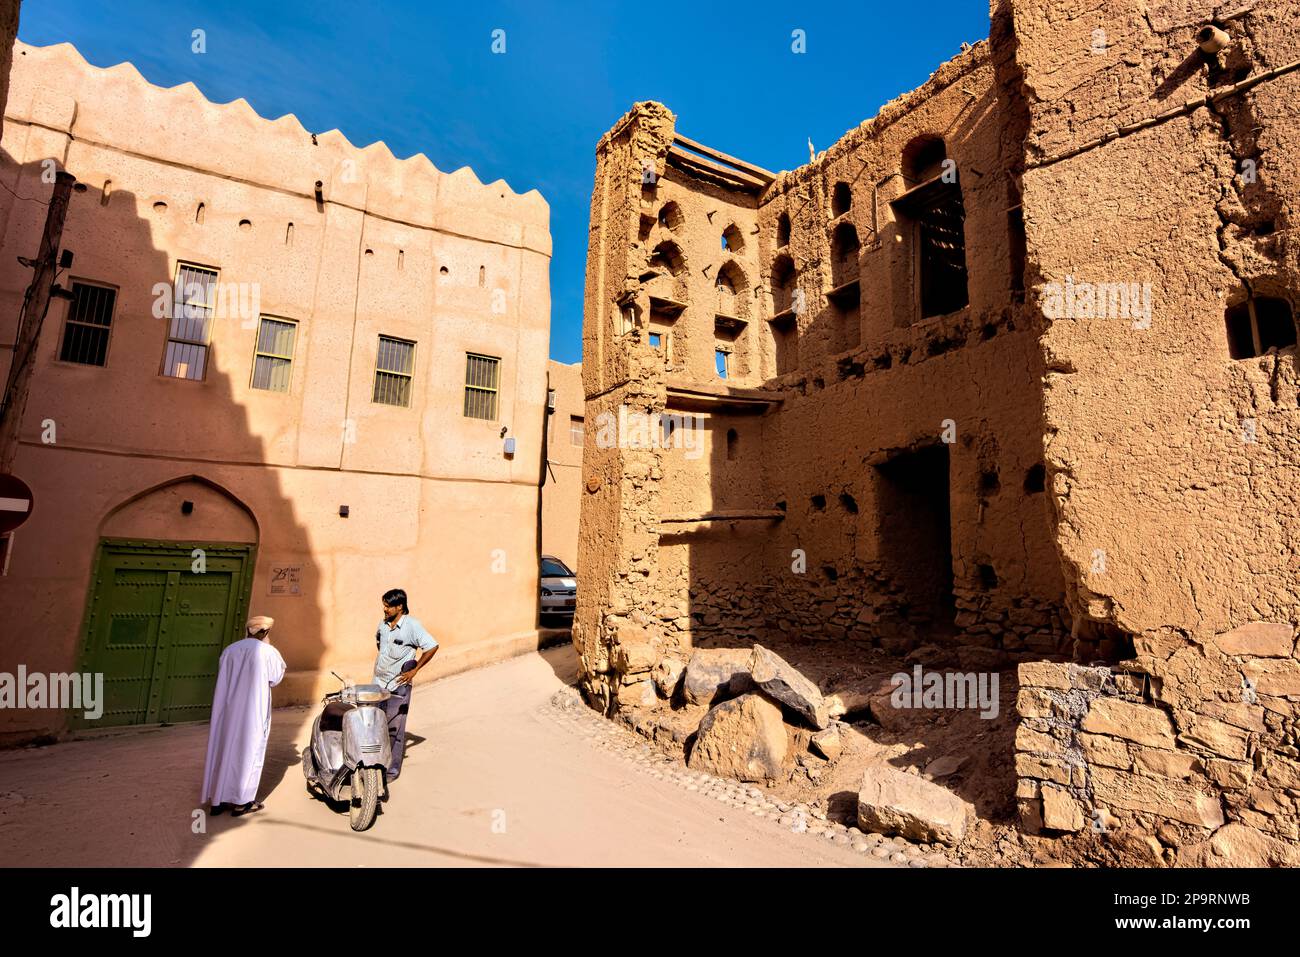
[
  {"x1": 0, "y1": 39, "x2": 586, "y2": 745},
  {"x1": 574, "y1": 0, "x2": 1300, "y2": 863}
]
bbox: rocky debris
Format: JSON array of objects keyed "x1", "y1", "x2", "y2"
[
  {"x1": 653, "y1": 655, "x2": 686, "y2": 699},
  {"x1": 748, "y1": 644, "x2": 829, "y2": 729},
  {"x1": 857, "y1": 763, "x2": 972, "y2": 846},
  {"x1": 826, "y1": 670, "x2": 899, "y2": 717},
  {"x1": 795, "y1": 751, "x2": 827, "y2": 783},
  {"x1": 687, "y1": 693, "x2": 788, "y2": 783},
  {"x1": 682, "y1": 648, "x2": 754, "y2": 706},
  {"x1": 905, "y1": 643, "x2": 958, "y2": 668},
  {"x1": 809, "y1": 725, "x2": 842, "y2": 762},
  {"x1": 615, "y1": 677, "x2": 657, "y2": 710},
  {"x1": 923, "y1": 754, "x2": 966, "y2": 779},
  {"x1": 1178, "y1": 821, "x2": 1300, "y2": 867},
  {"x1": 614, "y1": 633, "x2": 661, "y2": 675},
  {"x1": 867, "y1": 677, "x2": 913, "y2": 732}
]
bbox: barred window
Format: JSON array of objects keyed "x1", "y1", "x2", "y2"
[
  {"x1": 163, "y1": 263, "x2": 218, "y2": 380},
  {"x1": 464, "y1": 353, "x2": 500, "y2": 420},
  {"x1": 59, "y1": 282, "x2": 116, "y2": 366},
  {"x1": 250, "y1": 317, "x2": 297, "y2": 392},
  {"x1": 373, "y1": 335, "x2": 416, "y2": 407}
]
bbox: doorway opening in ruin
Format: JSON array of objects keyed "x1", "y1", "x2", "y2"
[{"x1": 874, "y1": 443, "x2": 956, "y2": 635}]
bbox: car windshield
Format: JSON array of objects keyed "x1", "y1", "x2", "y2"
[{"x1": 540, "y1": 558, "x2": 572, "y2": 577}]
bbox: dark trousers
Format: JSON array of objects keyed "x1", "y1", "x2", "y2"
[{"x1": 382, "y1": 682, "x2": 413, "y2": 780}]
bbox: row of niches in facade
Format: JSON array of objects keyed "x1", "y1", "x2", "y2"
[{"x1": 129, "y1": 189, "x2": 498, "y2": 285}]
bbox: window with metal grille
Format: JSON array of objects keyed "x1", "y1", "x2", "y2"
[
  {"x1": 569, "y1": 415, "x2": 584, "y2": 446},
  {"x1": 59, "y1": 281, "x2": 116, "y2": 366},
  {"x1": 250, "y1": 317, "x2": 297, "y2": 392},
  {"x1": 464, "y1": 353, "x2": 500, "y2": 420},
  {"x1": 372, "y1": 335, "x2": 416, "y2": 407},
  {"x1": 163, "y1": 263, "x2": 218, "y2": 380}
]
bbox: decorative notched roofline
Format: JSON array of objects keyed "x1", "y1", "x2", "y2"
[{"x1": 8, "y1": 40, "x2": 548, "y2": 212}]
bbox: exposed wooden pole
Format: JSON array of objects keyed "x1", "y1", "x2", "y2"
[
  {"x1": 0, "y1": 170, "x2": 77, "y2": 473},
  {"x1": 672, "y1": 133, "x2": 776, "y2": 183}
]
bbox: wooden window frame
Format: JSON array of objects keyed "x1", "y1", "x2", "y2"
[
  {"x1": 464, "y1": 352, "x2": 501, "y2": 420},
  {"x1": 249, "y1": 315, "x2": 298, "y2": 393},
  {"x1": 372, "y1": 334, "x2": 417, "y2": 408},
  {"x1": 162, "y1": 261, "x2": 220, "y2": 381}
]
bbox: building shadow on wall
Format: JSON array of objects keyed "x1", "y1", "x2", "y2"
[{"x1": 0, "y1": 153, "x2": 326, "y2": 865}]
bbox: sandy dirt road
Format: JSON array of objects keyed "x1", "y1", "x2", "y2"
[{"x1": 0, "y1": 643, "x2": 892, "y2": 868}]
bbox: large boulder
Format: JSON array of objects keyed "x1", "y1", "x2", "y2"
[
  {"x1": 748, "y1": 644, "x2": 829, "y2": 729},
  {"x1": 682, "y1": 648, "x2": 755, "y2": 705},
  {"x1": 687, "y1": 694, "x2": 788, "y2": 783},
  {"x1": 857, "y1": 763, "x2": 973, "y2": 846}
]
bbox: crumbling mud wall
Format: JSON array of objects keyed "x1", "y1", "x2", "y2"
[
  {"x1": 1010, "y1": 0, "x2": 1300, "y2": 863},
  {"x1": 575, "y1": 0, "x2": 1300, "y2": 864},
  {"x1": 754, "y1": 47, "x2": 1064, "y2": 659},
  {"x1": 575, "y1": 47, "x2": 1070, "y2": 714}
]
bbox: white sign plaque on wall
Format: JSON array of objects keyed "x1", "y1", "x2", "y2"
[{"x1": 269, "y1": 564, "x2": 303, "y2": 597}]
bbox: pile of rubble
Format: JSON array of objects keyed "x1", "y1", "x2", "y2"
[{"x1": 591, "y1": 631, "x2": 975, "y2": 848}]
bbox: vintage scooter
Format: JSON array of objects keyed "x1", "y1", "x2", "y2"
[{"x1": 302, "y1": 672, "x2": 392, "y2": 831}]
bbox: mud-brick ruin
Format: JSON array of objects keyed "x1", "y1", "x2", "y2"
[{"x1": 573, "y1": 0, "x2": 1300, "y2": 867}]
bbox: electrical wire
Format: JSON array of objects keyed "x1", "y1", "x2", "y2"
[{"x1": 0, "y1": 176, "x2": 51, "y2": 206}]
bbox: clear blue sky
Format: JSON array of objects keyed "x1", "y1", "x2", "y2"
[{"x1": 18, "y1": 1, "x2": 991, "y2": 364}]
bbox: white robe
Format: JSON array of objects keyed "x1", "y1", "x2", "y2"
[{"x1": 200, "y1": 637, "x2": 286, "y2": 806}]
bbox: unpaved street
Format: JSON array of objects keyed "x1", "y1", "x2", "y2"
[{"x1": 0, "y1": 644, "x2": 891, "y2": 868}]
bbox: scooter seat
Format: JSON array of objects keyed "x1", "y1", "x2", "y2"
[{"x1": 319, "y1": 700, "x2": 352, "y2": 734}]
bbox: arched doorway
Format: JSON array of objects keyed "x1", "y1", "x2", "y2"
[{"x1": 73, "y1": 477, "x2": 259, "y2": 729}]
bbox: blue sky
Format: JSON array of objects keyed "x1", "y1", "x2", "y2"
[{"x1": 18, "y1": 1, "x2": 991, "y2": 364}]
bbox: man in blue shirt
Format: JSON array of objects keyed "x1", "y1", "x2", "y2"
[{"x1": 374, "y1": 588, "x2": 439, "y2": 783}]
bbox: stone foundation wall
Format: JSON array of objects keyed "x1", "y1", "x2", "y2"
[{"x1": 1014, "y1": 621, "x2": 1300, "y2": 865}]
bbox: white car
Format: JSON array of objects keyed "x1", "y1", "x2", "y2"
[{"x1": 540, "y1": 555, "x2": 577, "y2": 620}]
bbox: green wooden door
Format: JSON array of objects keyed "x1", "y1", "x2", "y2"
[{"x1": 75, "y1": 539, "x2": 256, "y2": 729}]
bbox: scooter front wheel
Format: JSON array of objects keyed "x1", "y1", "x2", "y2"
[{"x1": 349, "y1": 767, "x2": 382, "y2": 831}]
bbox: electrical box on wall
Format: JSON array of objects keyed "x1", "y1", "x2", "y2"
[{"x1": 503, "y1": 437, "x2": 516, "y2": 456}]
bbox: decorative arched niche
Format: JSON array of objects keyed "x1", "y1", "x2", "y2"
[{"x1": 100, "y1": 475, "x2": 259, "y2": 544}]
